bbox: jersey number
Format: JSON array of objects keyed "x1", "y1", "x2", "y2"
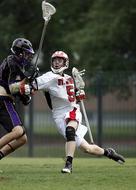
[{"x1": 66, "y1": 78, "x2": 75, "y2": 102}]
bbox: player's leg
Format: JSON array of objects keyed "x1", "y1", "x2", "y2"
[
  {"x1": 0, "y1": 98, "x2": 27, "y2": 158},
  {"x1": 0, "y1": 125, "x2": 26, "y2": 149},
  {"x1": 79, "y1": 139, "x2": 125, "y2": 164},
  {"x1": 61, "y1": 107, "x2": 83, "y2": 173},
  {"x1": 80, "y1": 139, "x2": 104, "y2": 155},
  {"x1": 0, "y1": 133, "x2": 27, "y2": 159},
  {"x1": 54, "y1": 110, "x2": 80, "y2": 174},
  {"x1": 61, "y1": 120, "x2": 78, "y2": 174}
]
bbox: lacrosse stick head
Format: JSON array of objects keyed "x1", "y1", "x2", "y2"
[
  {"x1": 72, "y1": 67, "x2": 85, "y2": 89},
  {"x1": 42, "y1": 1, "x2": 56, "y2": 21}
]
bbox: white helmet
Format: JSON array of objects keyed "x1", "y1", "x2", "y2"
[{"x1": 51, "y1": 51, "x2": 69, "y2": 74}]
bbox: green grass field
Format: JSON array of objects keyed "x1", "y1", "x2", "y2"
[{"x1": 0, "y1": 158, "x2": 136, "y2": 190}]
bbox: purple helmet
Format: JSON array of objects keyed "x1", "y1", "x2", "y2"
[
  {"x1": 11, "y1": 38, "x2": 35, "y2": 64},
  {"x1": 11, "y1": 38, "x2": 34, "y2": 55}
]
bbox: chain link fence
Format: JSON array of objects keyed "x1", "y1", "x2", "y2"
[{"x1": 10, "y1": 71, "x2": 136, "y2": 158}]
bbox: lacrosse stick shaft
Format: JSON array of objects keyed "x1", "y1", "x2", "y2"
[
  {"x1": 34, "y1": 20, "x2": 49, "y2": 67},
  {"x1": 80, "y1": 100, "x2": 94, "y2": 144}
]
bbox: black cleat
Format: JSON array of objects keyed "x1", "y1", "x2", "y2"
[
  {"x1": 106, "y1": 148, "x2": 125, "y2": 164},
  {"x1": 61, "y1": 161, "x2": 72, "y2": 174}
]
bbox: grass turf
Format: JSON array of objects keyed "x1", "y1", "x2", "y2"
[{"x1": 0, "y1": 158, "x2": 135, "y2": 190}]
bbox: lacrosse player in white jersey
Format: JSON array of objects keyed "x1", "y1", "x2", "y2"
[{"x1": 19, "y1": 50, "x2": 125, "y2": 173}]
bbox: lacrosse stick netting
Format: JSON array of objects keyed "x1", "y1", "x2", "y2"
[{"x1": 42, "y1": 1, "x2": 56, "y2": 21}]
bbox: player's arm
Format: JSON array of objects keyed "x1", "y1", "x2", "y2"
[
  {"x1": 9, "y1": 72, "x2": 54, "y2": 97},
  {"x1": 44, "y1": 91, "x2": 52, "y2": 110},
  {"x1": 9, "y1": 79, "x2": 33, "y2": 95},
  {"x1": 34, "y1": 72, "x2": 55, "y2": 90},
  {"x1": 9, "y1": 73, "x2": 48, "y2": 95},
  {"x1": 9, "y1": 61, "x2": 39, "y2": 95}
]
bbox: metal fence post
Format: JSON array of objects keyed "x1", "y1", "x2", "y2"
[
  {"x1": 28, "y1": 96, "x2": 34, "y2": 157},
  {"x1": 96, "y1": 72, "x2": 103, "y2": 147}
]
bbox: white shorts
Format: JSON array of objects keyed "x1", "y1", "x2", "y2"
[{"x1": 53, "y1": 106, "x2": 88, "y2": 147}]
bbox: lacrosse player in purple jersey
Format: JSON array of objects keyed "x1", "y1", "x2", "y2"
[
  {"x1": 0, "y1": 38, "x2": 38, "y2": 160},
  {"x1": 20, "y1": 50, "x2": 125, "y2": 173}
]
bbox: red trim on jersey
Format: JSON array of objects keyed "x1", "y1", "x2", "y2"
[
  {"x1": 65, "y1": 107, "x2": 79, "y2": 124},
  {"x1": 69, "y1": 107, "x2": 77, "y2": 120}
]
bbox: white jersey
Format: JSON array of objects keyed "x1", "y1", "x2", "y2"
[
  {"x1": 36, "y1": 71, "x2": 88, "y2": 146},
  {"x1": 36, "y1": 71, "x2": 78, "y2": 118}
]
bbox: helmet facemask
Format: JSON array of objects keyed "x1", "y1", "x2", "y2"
[
  {"x1": 21, "y1": 49, "x2": 34, "y2": 64},
  {"x1": 51, "y1": 51, "x2": 69, "y2": 74}
]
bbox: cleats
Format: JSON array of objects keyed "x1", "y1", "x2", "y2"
[
  {"x1": 106, "y1": 148, "x2": 125, "y2": 164},
  {"x1": 61, "y1": 161, "x2": 72, "y2": 174}
]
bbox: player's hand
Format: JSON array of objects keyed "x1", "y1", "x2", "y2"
[
  {"x1": 19, "y1": 80, "x2": 35, "y2": 95},
  {"x1": 19, "y1": 94, "x2": 32, "y2": 105},
  {"x1": 76, "y1": 89, "x2": 85, "y2": 101},
  {"x1": 19, "y1": 84, "x2": 31, "y2": 95}
]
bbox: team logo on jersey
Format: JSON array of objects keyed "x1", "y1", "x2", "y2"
[{"x1": 66, "y1": 77, "x2": 74, "y2": 84}]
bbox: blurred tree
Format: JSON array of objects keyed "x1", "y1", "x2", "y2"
[
  {"x1": 0, "y1": 0, "x2": 41, "y2": 60},
  {"x1": 0, "y1": 0, "x2": 136, "y2": 94},
  {"x1": 60, "y1": 0, "x2": 136, "y2": 72}
]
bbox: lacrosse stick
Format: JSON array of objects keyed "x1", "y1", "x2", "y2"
[
  {"x1": 72, "y1": 67, "x2": 94, "y2": 144},
  {"x1": 34, "y1": 1, "x2": 56, "y2": 68}
]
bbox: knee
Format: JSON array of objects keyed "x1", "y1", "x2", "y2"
[
  {"x1": 66, "y1": 126, "x2": 76, "y2": 141},
  {"x1": 18, "y1": 134, "x2": 27, "y2": 145},
  {"x1": 13, "y1": 126, "x2": 26, "y2": 139}
]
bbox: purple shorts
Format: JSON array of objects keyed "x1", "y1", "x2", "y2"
[{"x1": 0, "y1": 96, "x2": 22, "y2": 132}]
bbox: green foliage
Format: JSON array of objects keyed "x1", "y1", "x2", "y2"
[
  {"x1": 0, "y1": 0, "x2": 136, "y2": 91},
  {"x1": 0, "y1": 0, "x2": 41, "y2": 60},
  {"x1": 63, "y1": 0, "x2": 136, "y2": 72}
]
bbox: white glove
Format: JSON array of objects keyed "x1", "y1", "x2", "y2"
[{"x1": 19, "y1": 83, "x2": 31, "y2": 95}]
